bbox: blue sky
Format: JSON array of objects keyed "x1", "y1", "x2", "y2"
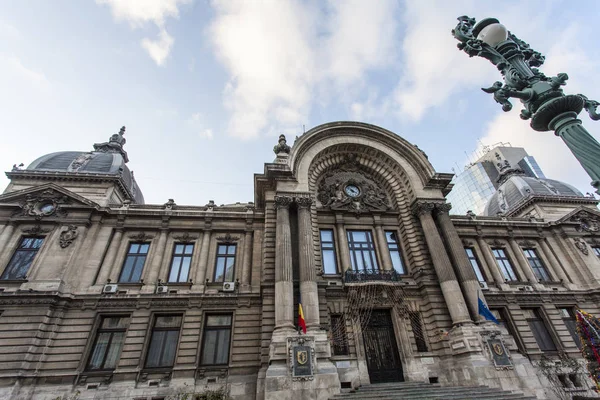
[{"x1": 1, "y1": 0, "x2": 600, "y2": 205}]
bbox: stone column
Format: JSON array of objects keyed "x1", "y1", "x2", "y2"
[
  {"x1": 274, "y1": 195, "x2": 295, "y2": 333},
  {"x1": 0, "y1": 222, "x2": 15, "y2": 255},
  {"x1": 373, "y1": 215, "x2": 393, "y2": 271},
  {"x1": 509, "y1": 238, "x2": 540, "y2": 288},
  {"x1": 476, "y1": 237, "x2": 507, "y2": 289},
  {"x1": 241, "y1": 229, "x2": 253, "y2": 290},
  {"x1": 436, "y1": 204, "x2": 483, "y2": 321},
  {"x1": 414, "y1": 201, "x2": 472, "y2": 325},
  {"x1": 96, "y1": 228, "x2": 124, "y2": 284},
  {"x1": 297, "y1": 197, "x2": 320, "y2": 330},
  {"x1": 195, "y1": 229, "x2": 211, "y2": 285},
  {"x1": 143, "y1": 229, "x2": 168, "y2": 291},
  {"x1": 538, "y1": 237, "x2": 572, "y2": 287},
  {"x1": 335, "y1": 213, "x2": 351, "y2": 272}
]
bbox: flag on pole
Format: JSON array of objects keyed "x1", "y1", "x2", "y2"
[
  {"x1": 298, "y1": 298, "x2": 307, "y2": 334},
  {"x1": 478, "y1": 297, "x2": 499, "y2": 324}
]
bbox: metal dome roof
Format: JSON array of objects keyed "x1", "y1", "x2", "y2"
[{"x1": 483, "y1": 175, "x2": 584, "y2": 216}]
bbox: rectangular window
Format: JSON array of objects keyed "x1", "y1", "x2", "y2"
[
  {"x1": 320, "y1": 230, "x2": 338, "y2": 274},
  {"x1": 593, "y1": 246, "x2": 600, "y2": 258},
  {"x1": 168, "y1": 243, "x2": 194, "y2": 283},
  {"x1": 409, "y1": 312, "x2": 428, "y2": 352},
  {"x1": 214, "y1": 244, "x2": 236, "y2": 282},
  {"x1": 523, "y1": 309, "x2": 557, "y2": 352},
  {"x1": 200, "y1": 314, "x2": 232, "y2": 365},
  {"x1": 1, "y1": 237, "x2": 44, "y2": 280},
  {"x1": 385, "y1": 231, "x2": 405, "y2": 274},
  {"x1": 492, "y1": 248, "x2": 518, "y2": 281},
  {"x1": 119, "y1": 243, "x2": 149, "y2": 283},
  {"x1": 145, "y1": 315, "x2": 182, "y2": 368},
  {"x1": 330, "y1": 314, "x2": 349, "y2": 356},
  {"x1": 523, "y1": 248, "x2": 550, "y2": 282},
  {"x1": 86, "y1": 316, "x2": 130, "y2": 370},
  {"x1": 490, "y1": 308, "x2": 523, "y2": 352},
  {"x1": 465, "y1": 247, "x2": 485, "y2": 282},
  {"x1": 347, "y1": 231, "x2": 379, "y2": 271},
  {"x1": 559, "y1": 308, "x2": 582, "y2": 349}
]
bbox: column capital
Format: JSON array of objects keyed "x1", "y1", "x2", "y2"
[
  {"x1": 274, "y1": 195, "x2": 293, "y2": 209},
  {"x1": 295, "y1": 196, "x2": 313, "y2": 209},
  {"x1": 412, "y1": 201, "x2": 437, "y2": 217},
  {"x1": 435, "y1": 203, "x2": 453, "y2": 215}
]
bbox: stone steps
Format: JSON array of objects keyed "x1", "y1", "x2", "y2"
[{"x1": 330, "y1": 382, "x2": 537, "y2": 400}]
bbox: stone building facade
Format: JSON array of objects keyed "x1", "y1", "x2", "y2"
[{"x1": 0, "y1": 122, "x2": 599, "y2": 399}]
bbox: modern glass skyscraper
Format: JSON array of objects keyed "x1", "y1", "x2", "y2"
[{"x1": 446, "y1": 146, "x2": 546, "y2": 215}]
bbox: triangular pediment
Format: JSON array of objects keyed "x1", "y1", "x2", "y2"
[
  {"x1": 554, "y1": 205, "x2": 600, "y2": 233},
  {"x1": 0, "y1": 183, "x2": 101, "y2": 219}
]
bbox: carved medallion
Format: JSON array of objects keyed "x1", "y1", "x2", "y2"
[
  {"x1": 14, "y1": 189, "x2": 69, "y2": 220},
  {"x1": 59, "y1": 225, "x2": 79, "y2": 248},
  {"x1": 574, "y1": 238, "x2": 589, "y2": 255}
]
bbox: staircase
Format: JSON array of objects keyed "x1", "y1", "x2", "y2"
[{"x1": 329, "y1": 382, "x2": 537, "y2": 400}]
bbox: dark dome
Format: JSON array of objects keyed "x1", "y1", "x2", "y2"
[
  {"x1": 27, "y1": 150, "x2": 144, "y2": 204},
  {"x1": 484, "y1": 175, "x2": 583, "y2": 216}
]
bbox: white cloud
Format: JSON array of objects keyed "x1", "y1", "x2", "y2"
[
  {"x1": 208, "y1": 0, "x2": 398, "y2": 139},
  {"x1": 199, "y1": 129, "x2": 213, "y2": 139},
  {"x1": 187, "y1": 112, "x2": 214, "y2": 139},
  {"x1": 96, "y1": 0, "x2": 190, "y2": 65},
  {"x1": 2, "y1": 55, "x2": 51, "y2": 89}
]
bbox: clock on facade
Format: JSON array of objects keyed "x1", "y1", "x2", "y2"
[{"x1": 344, "y1": 184, "x2": 360, "y2": 198}]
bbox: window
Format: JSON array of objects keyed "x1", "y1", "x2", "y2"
[
  {"x1": 490, "y1": 308, "x2": 523, "y2": 352},
  {"x1": 168, "y1": 243, "x2": 194, "y2": 283},
  {"x1": 347, "y1": 231, "x2": 379, "y2": 271},
  {"x1": 409, "y1": 312, "x2": 428, "y2": 352},
  {"x1": 523, "y1": 309, "x2": 557, "y2": 352},
  {"x1": 320, "y1": 230, "x2": 338, "y2": 274},
  {"x1": 465, "y1": 247, "x2": 485, "y2": 282},
  {"x1": 523, "y1": 248, "x2": 550, "y2": 282},
  {"x1": 145, "y1": 315, "x2": 182, "y2": 368},
  {"x1": 1, "y1": 237, "x2": 44, "y2": 280},
  {"x1": 214, "y1": 244, "x2": 236, "y2": 282},
  {"x1": 492, "y1": 248, "x2": 517, "y2": 281},
  {"x1": 200, "y1": 315, "x2": 232, "y2": 365},
  {"x1": 385, "y1": 231, "x2": 405, "y2": 274},
  {"x1": 119, "y1": 243, "x2": 149, "y2": 283},
  {"x1": 86, "y1": 316, "x2": 130, "y2": 370},
  {"x1": 330, "y1": 314, "x2": 349, "y2": 356},
  {"x1": 593, "y1": 246, "x2": 600, "y2": 258},
  {"x1": 559, "y1": 308, "x2": 581, "y2": 349}
]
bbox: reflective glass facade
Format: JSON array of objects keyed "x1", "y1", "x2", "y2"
[{"x1": 446, "y1": 163, "x2": 496, "y2": 215}]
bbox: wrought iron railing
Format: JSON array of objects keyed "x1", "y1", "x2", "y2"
[{"x1": 344, "y1": 269, "x2": 402, "y2": 283}]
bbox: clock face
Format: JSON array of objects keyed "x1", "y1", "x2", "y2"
[{"x1": 344, "y1": 185, "x2": 360, "y2": 198}]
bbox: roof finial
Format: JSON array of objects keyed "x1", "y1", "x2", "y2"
[{"x1": 93, "y1": 125, "x2": 129, "y2": 163}]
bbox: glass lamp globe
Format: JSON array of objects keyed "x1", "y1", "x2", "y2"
[{"x1": 472, "y1": 18, "x2": 508, "y2": 47}]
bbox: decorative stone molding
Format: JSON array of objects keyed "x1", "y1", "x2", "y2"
[
  {"x1": 59, "y1": 225, "x2": 79, "y2": 248},
  {"x1": 587, "y1": 237, "x2": 600, "y2": 246},
  {"x1": 412, "y1": 201, "x2": 437, "y2": 216},
  {"x1": 173, "y1": 232, "x2": 198, "y2": 242},
  {"x1": 435, "y1": 203, "x2": 452, "y2": 214},
  {"x1": 67, "y1": 152, "x2": 94, "y2": 172},
  {"x1": 574, "y1": 238, "x2": 589, "y2": 255},
  {"x1": 295, "y1": 196, "x2": 313, "y2": 209},
  {"x1": 274, "y1": 195, "x2": 293, "y2": 209},
  {"x1": 14, "y1": 189, "x2": 69, "y2": 220},
  {"x1": 216, "y1": 233, "x2": 240, "y2": 243},
  {"x1": 570, "y1": 210, "x2": 600, "y2": 233},
  {"x1": 462, "y1": 239, "x2": 474, "y2": 247},
  {"x1": 21, "y1": 224, "x2": 53, "y2": 235},
  {"x1": 487, "y1": 239, "x2": 505, "y2": 247},
  {"x1": 517, "y1": 239, "x2": 536, "y2": 248},
  {"x1": 128, "y1": 232, "x2": 154, "y2": 241},
  {"x1": 163, "y1": 198, "x2": 176, "y2": 210}
]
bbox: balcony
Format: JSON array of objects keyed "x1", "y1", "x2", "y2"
[{"x1": 344, "y1": 269, "x2": 402, "y2": 284}]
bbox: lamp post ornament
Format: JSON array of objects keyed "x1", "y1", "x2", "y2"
[{"x1": 452, "y1": 16, "x2": 600, "y2": 195}]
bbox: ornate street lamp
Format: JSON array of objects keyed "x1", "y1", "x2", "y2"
[{"x1": 452, "y1": 16, "x2": 600, "y2": 195}]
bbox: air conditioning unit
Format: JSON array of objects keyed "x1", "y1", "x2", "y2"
[
  {"x1": 524, "y1": 285, "x2": 534, "y2": 292},
  {"x1": 222, "y1": 282, "x2": 235, "y2": 292},
  {"x1": 156, "y1": 286, "x2": 169, "y2": 294},
  {"x1": 479, "y1": 281, "x2": 489, "y2": 290},
  {"x1": 103, "y1": 284, "x2": 118, "y2": 294}
]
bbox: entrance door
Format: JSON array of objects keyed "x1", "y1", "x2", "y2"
[{"x1": 362, "y1": 309, "x2": 404, "y2": 383}]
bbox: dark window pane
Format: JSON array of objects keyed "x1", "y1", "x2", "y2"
[
  {"x1": 88, "y1": 332, "x2": 110, "y2": 369},
  {"x1": 1, "y1": 237, "x2": 44, "y2": 280},
  {"x1": 465, "y1": 247, "x2": 485, "y2": 282},
  {"x1": 215, "y1": 330, "x2": 231, "y2": 364},
  {"x1": 330, "y1": 314, "x2": 349, "y2": 356},
  {"x1": 201, "y1": 314, "x2": 232, "y2": 366},
  {"x1": 524, "y1": 309, "x2": 557, "y2": 352},
  {"x1": 409, "y1": 312, "x2": 428, "y2": 352},
  {"x1": 207, "y1": 315, "x2": 232, "y2": 326},
  {"x1": 386, "y1": 231, "x2": 405, "y2": 274},
  {"x1": 559, "y1": 308, "x2": 582, "y2": 348},
  {"x1": 593, "y1": 247, "x2": 600, "y2": 257},
  {"x1": 214, "y1": 258, "x2": 225, "y2": 282},
  {"x1": 214, "y1": 244, "x2": 236, "y2": 282},
  {"x1": 322, "y1": 250, "x2": 337, "y2": 274},
  {"x1": 146, "y1": 331, "x2": 165, "y2": 368},
  {"x1": 156, "y1": 316, "x2": 182, "y2": 328},
  {"x1": 523, "y1": 248, "x2": 550, "y2": 282},
  {"x1": 347, "y1": 231, "x2": 378, "y2": 271},
  {"x1": 179, "y1": 257, "x2": 191, "y2": 282},
  {"x1": 201, "y1": 331, "x2": 217, "y2": 365},
  {"x1": 492, "y1": 248, "x2": 517, "y2": 281},
  {"x1": 104, "y1": 332, "x2": 125, "y2": 369},
  {"x1": 146, "y1": 315, "x2": 182, "y2": 368},
  {"x1": 86, "y1": 316, "x2": 129, "y2": 371}
]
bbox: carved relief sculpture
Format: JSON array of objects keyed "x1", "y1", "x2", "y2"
[
  {"x1": 570, "y1": 210, "x2": 600, "y2": 233},
  {"x1": 574, "y1": 238, "x2": 589, "y2": 255},
  {"x1": 59, "y1": 225, "x2": 79, "y2": 248},
  {"x1": 15, "y1": 189, "x2": 69, "y2": 220}
]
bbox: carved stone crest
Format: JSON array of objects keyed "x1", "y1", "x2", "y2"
[
  {"x1": 59, "y1": 225, "x2": 79, "y2": 248},
  {"x1": 22, "y1": 224, "x2": 53, "y2": 235},
  {"x1": 317, "y1": 155, "x2": 391, "y2": 215},
  {"x1": 570, "y1": 211, "x2": 600, "y2": 233},
  {"x1": 173, "y1": 232, "x2": 197, "y2": 242},
  {"x1": 574, "y1": 238, "x2": 589, "y2": 255},
  {"x1": 216, "y1": 233, "x2": 239, "y2": 243},
  {"x1": 128, "y1": 232, "x2": 154, "y2": 241},
  {"x1": 15, "y1": 189, "x2": 69, "y2": 220}
]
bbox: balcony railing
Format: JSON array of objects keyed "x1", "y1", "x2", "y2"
[{"x1": 344, "y1": 269, "x2": 402, "y2": 283}]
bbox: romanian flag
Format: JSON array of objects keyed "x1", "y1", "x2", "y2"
[{"x1": 298, "y1": 299, "x2": 307, "y2": 334}]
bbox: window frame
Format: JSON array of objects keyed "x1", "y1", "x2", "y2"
[
  {"x1": 144, "y1": 314, "x2": 183, "y2": 369},
  {"x1": 118, "y1": 242, "x2": 150, "y2": 283},
  {"x1": 464, "y1": 247, "x2": 485, "y2": 282},
  {"x1": 85, "y1": 315, "x2": 130, "y2": 371},
  {"x1": 1, "y1": 236, "x2": 45, "y2": 280},
  {"x1": 408, "y1": 311, "x2": 429, "y2": 353},
  {"x1": 522, "y1": 248, "x2": 551, "y2": 282},
  {"x1": 319, "y1": 229, "x2": 339, "y2": 275},
  {"x1": 385, "y1": 230, "x2": 406, "y2": 274},
  {"x1": 492, "y1": 247, "x2": 518, "y2": 282},
  {"x1": 489, "y1": 307, "x2": 524, "y2": 352},
  {"x1": 558, "y1": 307, "x2": 582, "y2": 349},
  {"x1": 167, "y1": 242, "x2": 195, "y2": 283},
  {"x1": 200, "y1": 314, "x2": 233, "y2": 366},
  {"x1": 213, "y1": 243, "x2": 237, "y2": 283},
  {"x1": 330, "y1": 314, "x2": 349, "y2": 356},
  {"x1": 592, "y1": 246, "x2": 600, "y2": 258},
  {"x1": 523, "y1": 308, "x2": 558, "y2": 352},
  {"x1": 346, "y1": 230, "x2": 379, "y2": 271}
]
